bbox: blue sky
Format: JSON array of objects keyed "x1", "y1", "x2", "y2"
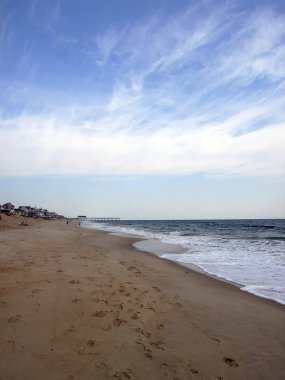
[{"x1": 0, "y1": 0, "x2": 285, "y2": 218}]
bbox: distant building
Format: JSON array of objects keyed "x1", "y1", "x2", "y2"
[
  {"x1": 2, "y1": 202, "x2": 15, "y2": 210},
  {"x1": 1, "y1": 203, "x2": 64, "y2": 219},
  {"x1": 0, "y1": 202, "x2": 15, "y2": 215},
  {"x1": 16, "y1": 206, "x2": 31, "y2": 217}
]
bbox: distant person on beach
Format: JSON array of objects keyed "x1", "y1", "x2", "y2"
[{"x1": 66, "y1": 220, "x2": 69, "y2": 225}]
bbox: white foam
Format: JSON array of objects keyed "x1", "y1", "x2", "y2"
[
  {"x1": 82, "y1": 221, "x2": 285, "y2": 305},
  {"x1": 82, "y1": 221, "x2": 153, "y2": 239},
  {"x1": 241, "y1": 285, "x2": 285, "y2": 305}
]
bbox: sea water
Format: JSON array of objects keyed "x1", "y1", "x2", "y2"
[{"x1": 82, "y1": 219, "x2": 285, "y2": 305}]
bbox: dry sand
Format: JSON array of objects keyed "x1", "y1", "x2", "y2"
[{"x1": 0, "y1": 217, "x2": 284, "y2": 380}]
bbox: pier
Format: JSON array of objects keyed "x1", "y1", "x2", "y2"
[{"x1": 79, "y1": 217, "x2": 120, "y2": 221}]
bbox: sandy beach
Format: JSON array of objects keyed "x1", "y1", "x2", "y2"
[{"x1": 0, "y1": 217, "x2": 285, "y2": 380}]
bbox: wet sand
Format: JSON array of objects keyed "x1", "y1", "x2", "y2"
[{"x1": 0, "y1": 218, "x2": 285, "y2": 379}]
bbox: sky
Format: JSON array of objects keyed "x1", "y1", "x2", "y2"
[{"x1": 0, "y1": 0, "x2": 285, "y2": 219}]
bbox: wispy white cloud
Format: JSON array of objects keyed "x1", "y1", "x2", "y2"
[
  {"x1": 28, "y1": 0, "x2": 62, "y2": 34},
  {"x1": 214, "y1": 8, "x2": 285, "y2": 85},
  {"x1": 0, "y1": 91, "x2": 284, "y2": 178},
  {"x1": 28, "y1": 0, "x2": 61, "y2": 22},
  {"x1": 94, "y1": 29, "x2": 123, "y2": 65},
  {"x1": 1, "y1": 2, "x2": 285, "y2": 179},
  {"x1": 0, "y1": 7, "x2": 13, "y2": 64}
]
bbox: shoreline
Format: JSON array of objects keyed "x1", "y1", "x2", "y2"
[
  {"x1": 133, "y1": 237, "x2": 243, "y2": 288},
  {"x1": 1, "y1": 219, "x2": 285, "y2": 379},
  {"x1": 83, "y1": 223, "x2": 284, "y2": 306},
  {"x1": 131, "y1": 236, "x2": 285, "y2": 311},
  {"x1": 80, "y1": 224, "x2": 285, "y2": 314},
  {"x1": 134, "y1": 236, "x2": 285, "y2": 306}
]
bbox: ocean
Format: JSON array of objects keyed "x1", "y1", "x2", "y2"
[{"x1": 82, "y1": 219, "x2": 285, "y2": 305}]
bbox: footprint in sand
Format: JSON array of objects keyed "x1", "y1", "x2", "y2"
[
  {"x1": 92, "y1": 298, "x2": 108, "y2": 305},
  {"x1": 131, "y1": 312, "x2": 140, "y2": 320},
  {"x1": 144, "y1": 350, "x2": 152, "y2": 359},
  {"x1": 190, "y1": 367, "x2": 200, "y2": 375},
  {"x1": 24, "y1": 261, "x2": 35, "y2": 267},
  {"x1": 135, "y1": 340, "x2": 152, "y2": 358},
  {"x1": 119, "y1": 287, "x2": 131, "y2": 297},
  {"x1": 135, "y1": 327, "x2": 151, "y2": 339},
  {"x1": 211, "y1": 337, "x2": 221, "y2": 345},
  {"x1": 113, "y1": 370, "x2": 132, "y2": 379},
  {"x1": 113, "y1": 318, "x2": 126, "y2": 327},
  {"x1": 101, "y1": 325, "x2": 112, "y2": 331},
  {"x1": 150, "y1": 340, "x2": 166, "y2": 351},
  {"x1": 69, "y1": 280, "x2": 81, "y2": 285},
  {"x1": 32, "y1": 300, "x2": 40, "y2": 309},
  {"x1": 66, "y1": 326, "x2": 74, "y2": 334},
  {"x1": 72, "y1": 298, "x2": 81, "y2": 303},
  {"x1": 92, "y1": 311, "x2": 108, "y2": 318},
  {"x1": 6, "y1": 336, "x2": 15, "y2": 345},
  {"x1": 31, "y1": 288, "x2": 42, "y2": 293},
  {"x1": 8, "y1": 315, "x2": 22, "y2": 323},
  {"x1": 223, "y1": 357, "x2": 239, "y2": 367},
  {"x1": 127, "y1": 266, "x2": 142, "y2": 275},
  {"x1": 86, "y1": 276, "x2": 96, "y2": 281}
]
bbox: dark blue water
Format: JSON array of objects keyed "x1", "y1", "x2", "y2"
[{"x1": 96, "y1": 219, "x2": 285, "y2": 240}]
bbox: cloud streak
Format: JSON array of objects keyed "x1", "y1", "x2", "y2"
[
  {"x1": 1, "y1": 102, "x2": 284, "y2": 178},
  {"x1": 0, "y1": 2, "x2": 285, "y2": 178}
]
